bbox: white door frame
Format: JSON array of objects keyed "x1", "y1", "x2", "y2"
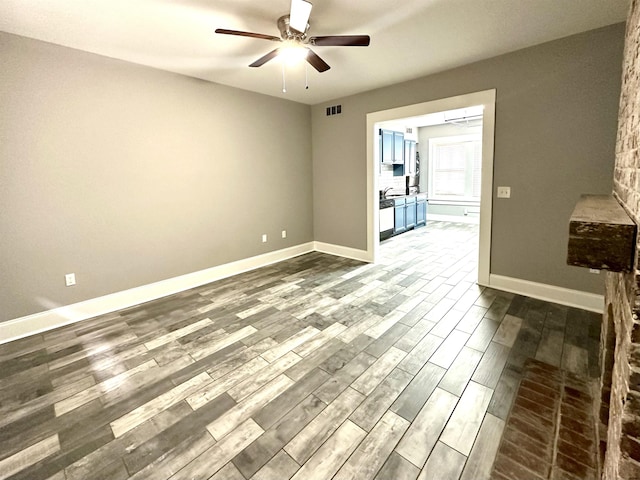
[{"x1": 365, "y1": 89, "x2": 496, "y2": 286}]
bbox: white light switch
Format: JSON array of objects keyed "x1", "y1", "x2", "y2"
[
  {"x1": 497, "y1": 186, "x2": 511, "y2": 198},
  {"x1": 65, "y1": 273, "x2": 76, "y2": 286}
]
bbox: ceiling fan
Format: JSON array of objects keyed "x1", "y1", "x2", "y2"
[{"x1": 215, "y1": 0, "x2": 370, "y2": 73}]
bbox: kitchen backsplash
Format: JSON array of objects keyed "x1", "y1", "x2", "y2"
[{"x1": 379, "y1": 164, "x2": 407, "y2": 194}]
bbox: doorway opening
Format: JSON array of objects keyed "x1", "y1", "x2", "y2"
[{"x1": 366, "y1": 89, "x2": 496, "y2": 286}]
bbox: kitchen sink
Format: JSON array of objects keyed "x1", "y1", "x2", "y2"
[{"x1": 379, "y1": 198, "x2": 395, "y2": 209}]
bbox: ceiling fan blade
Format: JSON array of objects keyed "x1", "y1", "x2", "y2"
[
  {"x1": 289, "y1": 0, "x2": 312, "y2": 33},
  {"x1": 215, "y1": 28, "x2": 281, "y2": 42},
  {"x1": 306, "y1": 49, "x2": 330, "y2": 72},
  {"x1": 249, "y1": 49, "x2": 281, "y2": 68},
  {"x1": 310, "y1": 35, "x2": 370, "y2": 47}
]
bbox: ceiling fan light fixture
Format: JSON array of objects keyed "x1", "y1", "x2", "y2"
[
  {"x1": 216, "y1": 0, "x2": 368, "y2": 80},
  {"x1": 289, "y1": 0, "x2": 312, "y2": 33},
  {"x1": 279, "y1": 41, "x2": 309, "y2": 65}
]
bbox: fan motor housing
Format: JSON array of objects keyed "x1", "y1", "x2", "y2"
[{"x1": 278, "y1": 15, "x2": 309, "y2": 40}]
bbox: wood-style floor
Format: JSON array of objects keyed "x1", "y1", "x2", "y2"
[{"x1": 0, "y1": 221, "x2": 601, "y2": 480}]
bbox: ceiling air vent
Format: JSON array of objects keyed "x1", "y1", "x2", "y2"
[{"x1": 326, "y1": 104, "x2": 342, "y2": 116}]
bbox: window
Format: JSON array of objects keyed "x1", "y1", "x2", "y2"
[{"x1": 428, "y1": 134, "x2": 482, "y2": 201}]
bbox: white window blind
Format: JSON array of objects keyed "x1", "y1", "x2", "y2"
[{"x1": 428, "y1": 134, "x2": 482, "y2": 200}]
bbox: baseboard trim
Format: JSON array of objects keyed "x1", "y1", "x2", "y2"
[
  {"x1": 427, "y1": 214, "x2": 480, "y2": 225},
  {"x1": 489, "y1": 274, "x2": 604, "y2": 313},
  {"x1": 313, "y1": 241, "x2": 372, "y2": 263},
  {"x1": 2, "y1": 249, "x2": 603, "y2": 345},
  {"x1": 0, "y1": 242, "x2": 315, "y2": 345}
]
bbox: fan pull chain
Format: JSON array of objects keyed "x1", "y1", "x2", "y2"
[
  {"x1": 305, "y1": 63, "x2": 309, "y2": 90},
  {"x1": 282, "y1": 63, "x2": 287, "y2": 93}
]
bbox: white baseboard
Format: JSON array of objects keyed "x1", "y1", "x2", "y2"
[
  {"x1": 428, "y1": 214, "x2": 480, "y2": 224},
  {"x1": 0, "y1": 242, "x2": 314, "y2": 345},
  {"x1": 313, "y1": 241, "x2": 372, "y2": 263},
  {"x1": 1, "y1": 247, "x2": 603, "y2": 345},
  {"x1": 489, "y1": 274, "x2": 604, "y2": 313}
]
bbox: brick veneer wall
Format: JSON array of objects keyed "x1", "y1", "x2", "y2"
[
  {"x1": 602, "y1": 273, "x2": 640, "y2": 478},
  {"x1": 604, "y1": 0, "x2": 640, "y2": 478}
]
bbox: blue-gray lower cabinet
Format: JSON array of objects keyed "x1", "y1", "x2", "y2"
[
  {"x1": 392, "y1": 195, "x2": 427, "y2": 235},
  {"x1": 394, "y1": 197, "x2": 406, "y2": 234},
  {"x1": 416, "y1": 195, "x2": 427, "y2": 227},
  {"x1": 405, "y1": 196, "x2": 417, "y2": 230}
]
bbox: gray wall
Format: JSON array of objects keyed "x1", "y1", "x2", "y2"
[
  {"x1": 0, "y1": 32, "x2": 312, "y2": 322},
  {"x1": 0, "y1": 23, "x2": 625, "y2": 322},
  {"x1": 312, "y1": 23, "x2": 624, "y2": 294}
]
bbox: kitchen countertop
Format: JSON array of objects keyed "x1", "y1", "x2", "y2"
[{"x1": 379, "y1": 193, "x2": 427, "y2": 208}]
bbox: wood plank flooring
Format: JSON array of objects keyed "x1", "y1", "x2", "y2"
[{"x1": 0, "y1": 221, "x2": 602, "y2": 480}]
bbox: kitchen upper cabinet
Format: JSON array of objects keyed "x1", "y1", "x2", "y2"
[
  {"x1": 404, "y1": 140, "x2": 417, "y2": 175},
  {"x1": 393, "y1": 131, "x2": 404, "y2": 164},
  {"x1": 380, "y1": 129, "x2": 404, "y2": 166},
  {"x1": 380, "y1": 129, "x2": 394, "y2": 164}
]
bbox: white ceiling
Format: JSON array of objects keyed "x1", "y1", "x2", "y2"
[{"x1": 0, "y1": 0, "x2": 630, "y2": 105}]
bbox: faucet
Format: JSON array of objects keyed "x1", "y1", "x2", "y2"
[{"x1": 383, "y1": 187, "x2": 392, "y2": 198}]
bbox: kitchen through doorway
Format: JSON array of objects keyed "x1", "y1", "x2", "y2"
[{"x1": 366, "y1": 90, "x2": 496, "y2": 286}]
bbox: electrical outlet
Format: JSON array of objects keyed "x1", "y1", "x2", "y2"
[
  {"x1": 262, "y1": 234, "x2": 267, "y2": 243},
  {"x1": 589, "y1": 268, "x2": 601, "y2": 274},
  {"x1": 282, "y1": 230, "x2": 287, "y2": 239},
  {"x1": 65, "y1": 273, "x2": 76, "y2": 286},
  {"x1": 497, "y1": 186, "x2": 511, "y2": 198}
]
